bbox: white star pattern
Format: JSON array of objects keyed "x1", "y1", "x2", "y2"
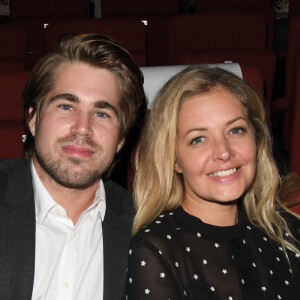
[
  {"x1": 285, "y1": 232, "x2": 289, "y2": 237},
  {"x1": 169, "y1": 212, "x2": 173, "y2": 215},
  {"x1": 126, "y1": 208, "x2": 298, "y2": 299}
]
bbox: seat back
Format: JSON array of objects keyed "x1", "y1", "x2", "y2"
[
  {"x1": 100, "y1": 0, "x2": 179, "y2": 17},
  {"x1": 0, "y1": 120, "x2": 25, "y2": 159},
  {"x1": 10, "y1": 0, "x2": 87, "y2": 18},
  {"x1": 194, "y1": 0, "x2": 272, "y2": 9},
  {"x1": 0, "y1": 71, "x2": 30, "y2": 121},
  {"x1": 289, "y1": 66, "x2": 300, "y2": 176}
]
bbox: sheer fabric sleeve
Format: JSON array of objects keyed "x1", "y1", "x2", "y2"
[{"x1": 126, "y1": 235, "x2": 184, "y2": 300}]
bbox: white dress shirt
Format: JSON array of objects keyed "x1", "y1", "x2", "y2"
[{"x1": 30, "y1": 161, "x2": 106, "y2": 300}]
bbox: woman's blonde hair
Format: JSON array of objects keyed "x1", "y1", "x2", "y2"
[{"x1": 133, "y1": 65, "x2": 299, "y2": 254}]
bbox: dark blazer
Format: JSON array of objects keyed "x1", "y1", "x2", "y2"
[{"x1": 0, "y1": 158, "x2": 134, "y2": 300}]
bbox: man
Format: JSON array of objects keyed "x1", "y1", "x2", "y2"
[{"x1": 0, "y1": 34, "x2": 144, "y2": 300}]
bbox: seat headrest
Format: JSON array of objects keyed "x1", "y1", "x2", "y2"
[{"x1": 140, "y1": 63, "x2": 242, "y2": 108}]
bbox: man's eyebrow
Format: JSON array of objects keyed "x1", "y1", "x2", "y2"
[
  {"x1": 48, "y1": 93, "x2": 79, "y2": 104},
  {"x1": 94, "y1": 100, "x2": 119, "y2": 118}
]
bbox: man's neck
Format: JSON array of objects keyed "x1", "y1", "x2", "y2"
[{"x1": 32, "y1": 158, "x2": 100, "y2": 225}]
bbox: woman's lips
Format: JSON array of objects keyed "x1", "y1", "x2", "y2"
[{"x1": 208, "y1": 167, "x2": 241, "y2": 182}]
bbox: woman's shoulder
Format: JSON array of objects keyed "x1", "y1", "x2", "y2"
[{"x1": 131, "y1": 209, "x2": 182, "y2": 253}]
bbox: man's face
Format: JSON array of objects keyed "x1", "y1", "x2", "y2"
[{"x1": 29, "y1": 62, "x2": 124, "y2": 189}]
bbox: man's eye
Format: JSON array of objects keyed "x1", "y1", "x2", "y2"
[
  {"x1": 191, "y1": 136, "x2": 205, "y2": 145},
  {"x1": 96, "y1": 111, "x2": 109, "y2": 118},
  {"x1": 60, "y1": 104, "x2": 72, "y2": 110}
]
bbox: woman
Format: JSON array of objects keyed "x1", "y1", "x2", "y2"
[{"x1": 126, "y1": 66, "x2": 300, "y2": 299}]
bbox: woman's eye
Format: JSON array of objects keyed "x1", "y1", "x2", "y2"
[
  {"x1": 230, "y1": 127, "x2": 246, "y2": 135},
  {"x1": 191, "y1": 136, "x2": 205, "y2": 144}
]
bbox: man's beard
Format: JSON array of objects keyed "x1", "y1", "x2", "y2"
[{"x1": 35, "y1": 135, "x2": 113, "y2": 189}]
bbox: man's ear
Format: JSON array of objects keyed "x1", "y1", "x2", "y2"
[
  {"x1": 116, "y1": 137, "x2": 125, "y2": 154},
  {"x1": 28, "y1": 107, "x2": 37, "y2": 137},
  {"x1": 175, "y1": 160, "x2": 183, "y2": 174}
]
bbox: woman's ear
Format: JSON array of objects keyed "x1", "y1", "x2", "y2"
[{"x1": 175, "y1": 160, "x2": 183, "y2": 173}]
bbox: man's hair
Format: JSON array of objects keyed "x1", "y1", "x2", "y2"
[{"x1": 23, "y1": 33, "x2": 144, "y2": 158}]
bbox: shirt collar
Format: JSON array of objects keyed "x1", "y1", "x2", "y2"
[{"x1": 31, "y1": 160, "x2": 106, "y2": 223}]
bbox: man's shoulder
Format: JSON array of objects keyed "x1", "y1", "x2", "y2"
[{"x1": 0, "y1": 158, "x2": 30, "y2": 173}]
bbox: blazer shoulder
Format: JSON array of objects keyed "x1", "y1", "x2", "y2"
[{"x1": 0, "y1": 158, "x2": 28, "y2": 172}]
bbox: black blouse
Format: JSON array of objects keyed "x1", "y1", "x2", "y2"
[{"x1": 126, "y1": 206, "x2": 300, "y2": 300}]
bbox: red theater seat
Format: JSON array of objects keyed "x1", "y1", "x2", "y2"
[{"x1": 45, "y1": 18, "x2": 147, "y2": 67}]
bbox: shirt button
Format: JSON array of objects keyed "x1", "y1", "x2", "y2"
[
  {"x1": 64, "y1": 282, "x2": 70, "y2": 288},
  {"x1": 55, "y1": 208, "x2": 61, "y2": 215},
  {"x1": 72, "y1": 231, "x2": 77, "y2": 238}
]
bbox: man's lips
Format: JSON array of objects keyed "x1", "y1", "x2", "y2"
[{"x1": 61, "y1": 145, "x2": 95, "y2": 157}]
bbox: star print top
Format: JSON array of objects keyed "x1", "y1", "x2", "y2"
[{"x1": 126, "y1": 206, "x2": 300, "y2": 300}]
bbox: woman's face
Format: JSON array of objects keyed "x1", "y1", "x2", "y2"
[{"x1": 175, "y1": 88, "x2": 257, "y2": 206}]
